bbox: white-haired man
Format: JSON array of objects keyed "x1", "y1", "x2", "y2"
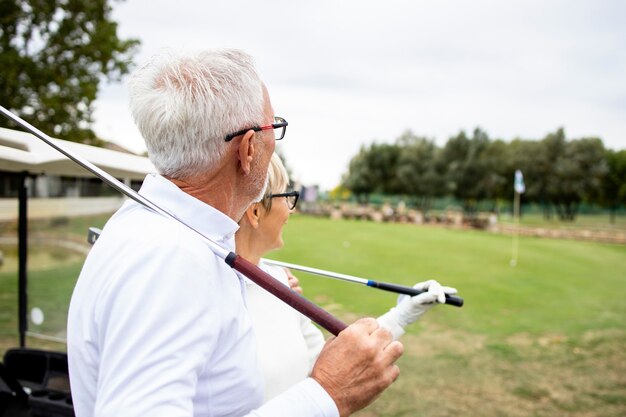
[{"x1": 67, "y1": 49, "x2": 403, "y2": 417}]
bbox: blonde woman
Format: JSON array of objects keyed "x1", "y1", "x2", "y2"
[{"x1": 236, "y1": 153, "x2": 457, "y2": 401}]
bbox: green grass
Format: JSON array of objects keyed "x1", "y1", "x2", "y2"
[
  {"x1": 267, "y1": 215, "x2": 626, "y2": 416},
  {"x1": 0, "y1": 247, "x2": 83, "y2": 350},
  {"x1": 270, "y1": 216, "x2": 626, "y2": 337},
  {"x1": 0, "y1": 212, "x2": 110, "y2": 350},
  {"x1": 1, "y1": 213, "x2": 625, "y2": 416}
]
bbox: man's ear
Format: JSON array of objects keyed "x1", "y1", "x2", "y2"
[
  {"x1": 238, "y1": 130, "x2": 257, "y2": 175},
  {"x1": 244, "y1": 203, "x2": 262, "y2": 228}
]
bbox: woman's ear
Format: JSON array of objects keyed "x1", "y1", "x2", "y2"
[{"x1": 244, "y1": 203, "x2": 263, "y2": 228}]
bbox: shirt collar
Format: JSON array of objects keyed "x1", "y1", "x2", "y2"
[{"x1": 138, "y1": 174, "x2": 240, "y2": 251}]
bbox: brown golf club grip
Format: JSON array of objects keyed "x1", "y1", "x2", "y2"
[{"x1": 226, "y1": 253, "x2": 348, "y2": 336}]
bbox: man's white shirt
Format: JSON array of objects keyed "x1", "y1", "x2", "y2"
[{"x1": 67, "y1": 174, "x2": 338, "y2": 417}]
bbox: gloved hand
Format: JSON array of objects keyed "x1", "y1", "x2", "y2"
[{"x1": 377, "y1": 280, "x2": 457, "y2": 340}]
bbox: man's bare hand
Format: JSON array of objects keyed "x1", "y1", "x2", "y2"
[{"x1": 311, "y1": 318, "x2": 404, "y2": 417}]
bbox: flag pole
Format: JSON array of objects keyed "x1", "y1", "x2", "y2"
[
  {"x1": 510, "y1": 189, "x2": 520, "y2": 267},
  {"x1": 510, "y1": 169, "x2": 525, "y2": 267}
]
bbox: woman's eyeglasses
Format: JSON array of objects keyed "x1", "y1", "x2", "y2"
[{"x1": 266, "y1": 190, "x2": 299, "y2": 210}]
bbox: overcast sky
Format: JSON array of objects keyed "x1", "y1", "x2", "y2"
[{"x1": 93, "y1": 0, "x2": 626, "y2": 190}]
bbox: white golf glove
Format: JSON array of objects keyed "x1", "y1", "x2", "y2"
[{"x1": 377, "y1": 280, "x2": 458, "y2": 340}]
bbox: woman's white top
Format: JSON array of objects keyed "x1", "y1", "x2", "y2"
[{"x1": 245, "y1": 261, "x2": 326, "y2": 401}]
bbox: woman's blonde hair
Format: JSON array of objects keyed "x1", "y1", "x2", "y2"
[{"x1": 258, "y1": 153, "x2": 290, "y2": 211}]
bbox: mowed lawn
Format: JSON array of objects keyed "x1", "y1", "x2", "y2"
[
  {"x1": 268, "y1": 215, "x2": 626, "y2": 417},
  {"x1": 1, "y1": 214, "x2": 625, "y2": 416}
]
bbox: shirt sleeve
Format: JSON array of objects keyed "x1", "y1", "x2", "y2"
[
  {"x1": 92, "y1": 239, "x2": 217, "y2": 417},
  {"x1": 246, "y1": 378, "x2": 339, "y2": 417}
]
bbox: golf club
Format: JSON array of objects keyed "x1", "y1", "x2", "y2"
[{"x1": 263, "y1": 258, "x2": 464, "y2": 307}]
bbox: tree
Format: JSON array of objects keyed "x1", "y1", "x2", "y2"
[
  {"x1": 476, "y1": 139, "x2": 507, "y2": 209},
  {"x1": 441, "y1": 128, "x2": 492, "y2": 213},
  {"x1": 396, "y1": 130, "x2": 443, "y2": 214},
  {"x1": 367, "y1": 142, "x2": 402, "y2": 195},
  {"x1": 0, "y1": 0, "x2": 139, "y2": 144},
  {"x1": 343, "y1": 145, "x2": 374, "y2": 202},
  {"x1": 342, "y1": 142, "x2": 401, "y2": 202},
  {"x1": 599, "y1": 149, "x2": 626, "y2": 223},
  {"x1": 505, "y1": 139, "x2": 544, "y2": 217},
  {"x1": 441, "y1": 130, "x2": 470, "y2": 201},
  {"x1": 534, "y1": 128, "x2": 568, "y2": 218},
  {"x1": 551, "y1": 137, "x2": 607, "y2": 221}
]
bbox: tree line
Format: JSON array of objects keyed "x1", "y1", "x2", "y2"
[{"x1": 342, "y1": 128, "x2": 626, "y2": 222}]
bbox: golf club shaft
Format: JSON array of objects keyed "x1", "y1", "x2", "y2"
[
  {"x1": 0, "y1": 105, "x2": 347, "y2": 335},
  {"x1": 263, "y1": 258, "x2": 464, "y2": 307}
]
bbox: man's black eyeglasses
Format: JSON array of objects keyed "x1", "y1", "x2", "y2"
[
  {"x1": 266, "y1": 190, "x2": 299, "y2": 210},
  {"x1": 224, "y1": 116, "x2": 288, "y2": 142}
]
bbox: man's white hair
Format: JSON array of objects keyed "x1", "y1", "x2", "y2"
[{"x1": 129, "y1": 49, "x2": 265, "y2": 178}]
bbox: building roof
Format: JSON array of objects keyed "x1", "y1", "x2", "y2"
[{"x1": 0, "y1": 127, "x2": 155, "y2": 180}]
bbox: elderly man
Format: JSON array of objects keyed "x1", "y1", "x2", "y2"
[{"x1": 67, "y1": 49, "x2": 403, "y2": 417}]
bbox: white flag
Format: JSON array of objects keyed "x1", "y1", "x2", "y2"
[{"x1": 514, "y1": 169, "x2": 525, "y2": 194}]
